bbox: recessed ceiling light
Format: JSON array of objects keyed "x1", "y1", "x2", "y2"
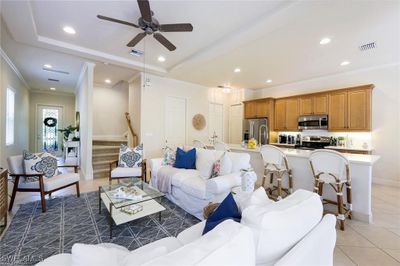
[
  {"x1": 234, "y1": 68, "x2": 241, "y2": 73},
  {"x1": 320, "y1": 38, "x2": 331, "y2": 45},
  {"x1": 157, "y1": 56, "x2": 166, "y2": 62},
  {"x1": 266, "y1": 79, "x2": 272, "y2": 83},
  {"x1": 63, "y1": 26, "x2": 76, "y2": 35},
  {"x1": 105, "y1": 79, "x2": 112, "y2": 84},
  {"x1": 50, "y1": 87, "x2": 56, "y2": 91},
  {"x1": 340, "y1": 61, "x2": 350, "y2": 66},
  {"x1": 43, "y1": 64, "x2": 52, "y2": 68}
]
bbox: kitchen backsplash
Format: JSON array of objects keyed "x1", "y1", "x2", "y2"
[{"x1": 278, "y1": 130, "x2": 372, "y2": 149}]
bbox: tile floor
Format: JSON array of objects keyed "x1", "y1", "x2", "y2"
[{"x1": 2, "y1": 176, "x2": 400, "y2": 265}]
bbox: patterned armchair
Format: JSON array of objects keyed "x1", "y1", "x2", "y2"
[{"x1": 7, "y1": 155, "x2": 80, "y2": 212}]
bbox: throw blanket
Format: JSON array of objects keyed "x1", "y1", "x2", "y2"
[{"x1": 157, "y1": 166, "x2": 182, "y2": 194}]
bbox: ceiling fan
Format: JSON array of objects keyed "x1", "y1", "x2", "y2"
[{"x1": 97, "y1": 0, "x2": 193, "y2": 51}]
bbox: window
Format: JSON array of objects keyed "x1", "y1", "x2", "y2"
[{"x1": 6, "y1": 88, "x2": 15, "y2": 146}]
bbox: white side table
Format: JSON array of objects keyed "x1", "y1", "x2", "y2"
[{"x1": 63, "y1": 140, "x2": 80, "y2": 165}]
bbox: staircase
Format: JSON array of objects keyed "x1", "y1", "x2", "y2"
[{"x1": 92, "y1": 139, "x2": 127, "y2": 179}]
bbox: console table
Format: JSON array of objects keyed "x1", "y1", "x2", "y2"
[{"x1": 63, "y1": 140, "x2": 80, "y2": 165}]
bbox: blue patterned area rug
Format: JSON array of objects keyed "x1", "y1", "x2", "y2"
[{"x1": 0, "y1": 191, "x2": 200, "y2": 265}]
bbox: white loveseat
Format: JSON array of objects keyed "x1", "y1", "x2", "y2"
[
  {"x1": 37, "y1": 189, "x2": 336, "y2": 266},
  {"x1": 149, "y1": 148, "x2": 251, "y2": 219}
]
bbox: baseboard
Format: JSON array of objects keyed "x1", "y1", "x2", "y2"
[{"x1": 372, "y1": 177, "x2": 400, "y2": 188}]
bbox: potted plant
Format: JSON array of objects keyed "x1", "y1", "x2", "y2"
[{"x1": 58, "y1": 125, "x2": 78, "y2": 141}]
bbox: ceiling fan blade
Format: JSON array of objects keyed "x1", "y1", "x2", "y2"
[
  {"x1": 153, "y1": 33, "x2": 176, "y2": 51},
  {"x1": 97, "y1": 15, "x2": 139, "y2": 28},
  {"x1": 160, "y1": 23, "x2": 193, "y2": 32},
  {"x1": 127, "y1": 32, "x2": 147, "y2": 47},
  {"x1": 137, "y1": 0, "x2": 152, "y2": 22}
]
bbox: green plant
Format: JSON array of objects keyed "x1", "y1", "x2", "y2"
[{"x1": 58, "y1": 125, "x2": 77, "y2": 140}]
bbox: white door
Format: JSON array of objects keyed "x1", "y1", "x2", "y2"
[
  {"x1": 229, "y1": 104, "x2": 243, "y2": 144},
  {"x1": 209, "y1": 103, "x2": 224, "y2": 141},
  {"x1": 165, "y1": 97, "x2": 187, "y2": 147},
  {"x1": 37, "y1": 105, "x2": 63, "y2": 156}
]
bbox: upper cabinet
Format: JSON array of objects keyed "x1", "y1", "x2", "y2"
[
  {"x1": 243, "y1": 98, "x2": 273, "y2": 119},
  {"x1": 299, "y1": 94, "x2": 328, "y2": 115},
  {"x1": 274, "y1": 98, "x2": 299, "y2": 131},
  {"x1": 328, "y1": 85, "x2": 373, "y2": 131}
]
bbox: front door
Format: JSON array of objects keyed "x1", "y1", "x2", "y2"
[{"x1": 36, "y1": 105, "x2": 63, "y2": 156}]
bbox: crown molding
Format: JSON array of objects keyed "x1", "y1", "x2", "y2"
[
  {"x1": 0, "y1": 47, "x2": 31, "y2": 90},
  {"x1": 29, "y1": 89, "x2": 75, "y2": 97}
]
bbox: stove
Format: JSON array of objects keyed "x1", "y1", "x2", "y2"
[{"x1": 295, "y1": 136, "x2": 331, "y2": 150}]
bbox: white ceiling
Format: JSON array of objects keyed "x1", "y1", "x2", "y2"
[{"x1": 1, "y1": 0, "x2": 399, "y2": 91}]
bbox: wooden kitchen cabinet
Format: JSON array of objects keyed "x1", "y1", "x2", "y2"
[
  {"x1": 347, "y1": 88, "x2": 371, "y2": 130},
  {"x1": 274, "y1": 98, "x2": 299, "y2": 131},
  {"x1": 243, "y1": 98, "x2": 272, "y2": 118},
  {"x1": 299, "y1": 94, "x2": 328, "y2": 115},
  {"x1": 328, "y1": 85, "x2": 373, "y2": 131},
  {"x1": 328, "y1": 91, "x2": 347, "y2": 130}
]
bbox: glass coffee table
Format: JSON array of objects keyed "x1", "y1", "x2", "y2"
[{"x1": 99, "y1": 178, "x2": 165, "y2": 238}]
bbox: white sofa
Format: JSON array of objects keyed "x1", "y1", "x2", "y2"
[
  {"x1": 37, "y1": 189, "x2": 336, "y2": 266},
  {"x1": 149, "y1": 148, "x2": 251, "y2": 219}
]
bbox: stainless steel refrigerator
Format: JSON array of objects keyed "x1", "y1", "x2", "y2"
[{"x1": 243, "y1": 118, "x2": 269, "y2": 145}]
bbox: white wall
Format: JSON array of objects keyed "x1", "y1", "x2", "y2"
[
  {"x1": 28, "y1": 91, "x2": 76, "y2": 152},
  {"x1": 139, "y1": 73, "x2": 230, "y2": 158},
  {"x1": 0, "y1": 50, "x2": 30, "y2": 168},
  {"x1": 249, "y1": 64, "x2": 400, "y2": 186},
  {"x1": 93, "y1": 81, "x2": 128, "y2": 140},
  {"x1": 75, "y1": 62, "x2": 95, "y2": 180}
]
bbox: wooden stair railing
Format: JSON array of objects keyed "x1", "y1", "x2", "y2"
[{"x1": 125, "y1": 112, "x2": 138, "y2": 146}]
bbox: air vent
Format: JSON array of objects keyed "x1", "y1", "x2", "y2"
[
  {"x1": 359, "y1": 42, "x2": 376, "y2": 51},
  {"x1": 48, "y1": 78, "x2": 59, "y2": 82},
  {"x1": 130, "y1": 49, "x2": 144, "y2": 57},
  {"x1": 42, "y1": 68, "x2": 69, "y2": 75}
]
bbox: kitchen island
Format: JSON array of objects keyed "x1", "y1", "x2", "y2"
[{"x1": 227, "y1": 144, "x2": 380, "y2": 223}]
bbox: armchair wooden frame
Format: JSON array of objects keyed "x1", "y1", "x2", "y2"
[
  {"x1": 8, "y1": 165, "x2": 80, "y2": 213},
  {"x1": 109, "y1": 159, "x2": 147, "y2": 185}
]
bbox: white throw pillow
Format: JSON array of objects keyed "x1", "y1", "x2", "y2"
[
  {"x1": 71, "y1": 243, "x2": 130, "y2": 266},
  {"x1": 195, "y1": 148, "x2": 217, "y2": 180},
  {"x1": 227, "y1": 152, "x2": 251, "y2": 173},
  {"x1": 23, "y1": 150, "x2": 58, "y2": 181},
  {"x1": 119, "y1": 144, "x2": 143, "y2": 168},
  {"x1": 210, "y1": 152, "x2": 232, "y2": 178},
  {"x1": 241, "y1": 189, "x2": 323, "y2": 265},
  {"x1": 235, "y1": 187, "x2": 273, "y2": 212}
]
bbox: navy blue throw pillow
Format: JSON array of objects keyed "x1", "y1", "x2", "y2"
[
  {"x1": 174, "y1": 148, "x2": 196, "y2": 169},
  {"x1": 202, "y1": 193, "x2": 241, "y2": 235}
]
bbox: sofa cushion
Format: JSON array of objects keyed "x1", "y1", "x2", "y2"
[
  {"x1": 195, "y1": 148, "x2": 217, "y2": 179},
  {"x1": 17, "y1": 173, "x2": 80, "y2": 192},
  {"x1": 241, "y1": 189, "x2": 323, "y2": 265},
  {"x1": 144, "y1": 220, "x2": 255, "y2": 266},
  {"x1": 71, "y1": 243, "x2": 130, "y2": 266},
  {"x1": 111, "y1": 167, "x2": 142, "y2": 178},
  {"x1": 178, "y1": 175, "x2": 207, "y2": 200},
  {"x1": 203, "y1": 193, "x2": 241, "y2": 235},
  {"x1": 174, "y1": 148, "x2": 196, "y2": 169},
  {"x1": 122, "y1": 246, "x2": 169, "y2": 266}
]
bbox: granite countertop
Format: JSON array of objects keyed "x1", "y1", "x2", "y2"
[{"x1": 227, "y1": 144, "x2": 380, "y2": 166}]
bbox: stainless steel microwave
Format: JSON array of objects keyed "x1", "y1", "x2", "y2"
[{"x1": 298, "y1": 115, "x2": 328, "y2": 130}]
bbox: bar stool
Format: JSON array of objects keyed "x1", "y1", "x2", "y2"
[
  {"x1": 309, "y1": 150, "x2": 352, "y2": 231},
  {"x1": 260, "y1": 145, "x2": 293, "y2": 201}
]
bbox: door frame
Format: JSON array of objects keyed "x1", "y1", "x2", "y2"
[
  {"x1": 164, "y1": 96, "x2": 188, "y2": 146},
  {"x1": 35, "y1": 104, "x2": 65, "y2": 153},
  {"x1": 208, "y1": 102, "x2": 224, "y2": 141}
]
